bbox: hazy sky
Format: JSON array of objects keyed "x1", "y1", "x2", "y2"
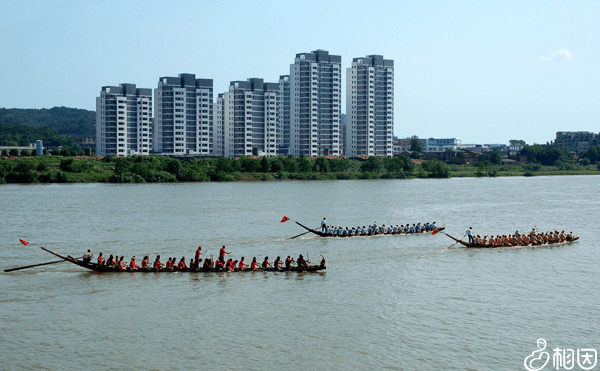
[{"x1": 1, "y1": 0, "x2": 598, "y2": 144}]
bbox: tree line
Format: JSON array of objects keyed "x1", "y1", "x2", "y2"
[{"x1": 0, "y1": 154, "x2": 458, "y2": 184}]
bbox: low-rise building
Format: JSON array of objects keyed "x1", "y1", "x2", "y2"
[
  {"x1": 425, "y1": 138, "x2": 461, "y2": 153},
  {"x1": 74, "y1": 137, "x2": 96, "y2": 149}
]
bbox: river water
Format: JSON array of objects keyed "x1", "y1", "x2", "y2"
[{"x1": 0, "y1": 176, "x2": 599, "y2": 370}]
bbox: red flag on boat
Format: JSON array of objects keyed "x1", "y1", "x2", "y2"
[
  {"x1": 431, "y1": 230, "x2": 440, "y2": 236},
  {"x1": 19, "y1": 239, "x2": 30, "y2": 246},
  {"x1": 280, "y1": 216, "x2": 290, "y2": 223}
]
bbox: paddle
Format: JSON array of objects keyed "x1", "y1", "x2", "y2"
[
  {"x1": 289, "y1": 226, "x2": 321, "y2": 240},
  {"x1": 4, "y1": 256, "x2": 83, "y2": 272},
  {"x1": 445, "y1": 234, "x2": 466, "y2": 250}
]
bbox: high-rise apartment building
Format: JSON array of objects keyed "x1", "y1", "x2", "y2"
[
  {"x1": 218, "y1": 78, "x2": 279, "y2": 157},
  {"x1": 213, "y1": 93, "x2": 226, "y2": 157},
  {"x1": 153, "y1": 74, "x2": 213, "y2": 155},
  {"x1": 290, "y1": 50, "x2": 342, "y2": 156},
  {"x1": 96, "y1": 83, "x2": 152, "y2": 156},
  {"x1": 277, "y1": 75, "x2": 291, "y2": 155},
  {"x1": 346, "y1": 55, "x2": 394, "y2": 157}
]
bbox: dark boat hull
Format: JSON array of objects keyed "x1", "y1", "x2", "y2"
[
  {"x1": 296, "y1": 221, "x2": 445, "y2": 238},
  {"x1": 38, "y1": 246, "x2": 325, "y2": 273},
  {"x1": 444, "y1": 233, "x2": 580, "y2": 248}
]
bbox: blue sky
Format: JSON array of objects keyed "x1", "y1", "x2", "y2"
[{"x1": 1, "y1": 0, "x2": 598, "y2": 144}]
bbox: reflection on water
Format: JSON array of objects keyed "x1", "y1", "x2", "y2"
[{"x1": 1, "y1": 176, "x2": 599, "y2": 370}]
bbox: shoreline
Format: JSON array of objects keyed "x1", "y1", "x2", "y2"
[{"x1": 1, "y1": 155, "x2": 598, "y2": 184}]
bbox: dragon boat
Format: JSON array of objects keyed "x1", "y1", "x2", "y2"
[
  {"x1": 32, "y1": 245, "x2": 325, "y2": 273},
  {"x1": 294, "y1": 221, "x2": 445, "y2": 238},
  {"x1": 444, "y1": 233, "x2": 579, "y2": 248}
]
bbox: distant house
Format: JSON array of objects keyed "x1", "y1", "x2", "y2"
[
  {"x1": 74, "y1": 137, "x2": 95, "y2": 149},
  {"x1": 443, "y1": 150, "x2": 480, "y2": 165}
]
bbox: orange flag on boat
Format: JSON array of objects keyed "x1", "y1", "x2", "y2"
[
  {"x1": 431, "y1": 230, "x2": 440, "y2": 236},
  {"x1": 19, "y1": 239, "x2": 30, "y2": 246},
  {"x1": 280, "y1": 216, "x2": 290, "y2": 223}
]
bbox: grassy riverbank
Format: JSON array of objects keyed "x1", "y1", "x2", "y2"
[{"x1": 1, "y1": 155, "x2": 598, "y2": 184}]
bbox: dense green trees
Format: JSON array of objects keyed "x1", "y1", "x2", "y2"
[
  {"x1": 0, "y1": 152, "x2": 597, "y2": 184},
  {"x1": 521, "y1": 144, "x2": 572, "y2": 166},
  {"x1": 410, "y1": 136, "x2": 423, "y2": 153},
  {"x1": 0, "y1": 122, "x2": 67, "y2": 147},
  {"x1": 421, "y1": 160, "x2": 450, "y2": 178},
  {"x1": 580, "y1": 145, "x2": 600, "y2": 164},
  {"x1": 480, "y1": 151, "x2": 503, "y2": 165},
  {"x1": 0, "y1": 155, "x2": 420, "y2": 184}
]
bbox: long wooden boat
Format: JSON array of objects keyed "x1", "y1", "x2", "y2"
[
  {"x1": 37, "y1": 245, "x2": 325, "y2": 273},
  {"x1": 295, "y1": 221, "x2": 445, "y2": 238},
  {"x1": 444, "y1": 233, "x2": 579, "y2": 248}
]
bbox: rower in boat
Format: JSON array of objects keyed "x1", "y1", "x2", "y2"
[
  {"x1": 154, "y1": 255, "x2": 163, "y2": 271},
  {"x1": 165, "y1": 258, "x2": 172, "y2": 270},
  {"x1": 117, "y1": 256, "x2": 126, "y2": 271},
  {"x1": 129, "y1": 256, "x2": 138, "y2": 270},
  {"x1": 214, "y1": 259, "x2": 224, "y2": 271},
  {"x1": 239, "y1": 257, "x2": 247, "y2": 270},
  {"x1": 297, "y1": 254, "x2": 308, "y2": 270},
  {"x1": 189, "y1": 258, "x2": 196, "y2": 270},
  {"x1": 251, "y1": 257, "x2": 259, "y2": 271},
  {"x1": 320, "y1": 255, "x2": 326, "y2": 268},
  {"x1": 82, "y1": 250, "x2": 93, "y2": 264},
  {"x1": 367, "y1": 225, "x2": 373, "y2": 235},
  {"x1": 106, "y1": 254, "x2": 114, "y2": 267},
  {"x1": 285, "y1": 256, "x2": 292, "y2": 269},
  {"x1": 262, "y1": 256, "x2": 271, "y2": 270},
  {"x1": 225, "y1": 259, "x2": 235, "y2": 271},
  {"x1": 202, "y1": 258, "x2": 212, "y2": 271},
  {"x1": 410, "y1": 224, "x2": 415, "y2": 233},
  {"x1": 97, "y1": 253, "x2": 104, "y2": 266},
  {"x1": 274, "y1": 256, "x2": 281, "y2": 271},
  {"x1": 140, "y1": 256, "x2": 149, "y2": 269}
]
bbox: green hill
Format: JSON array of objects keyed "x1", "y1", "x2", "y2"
[
  {"x1": 0, "y1": 107, "x2": 95, "y2": 137},
  {"x1": 0, "y1": 122, "x2": 67, "y2": 147}
]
